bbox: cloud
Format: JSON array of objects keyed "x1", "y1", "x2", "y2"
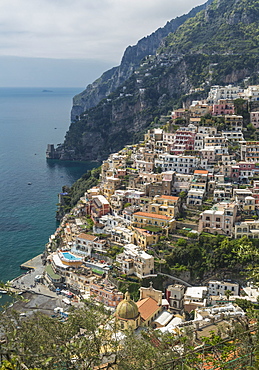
[{"x1": 0, "y1": 0, "x2": 206, "y2": 63}]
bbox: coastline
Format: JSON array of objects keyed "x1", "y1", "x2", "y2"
[{"x1": 8, "y1": 254, "x2": 82, "y2": 316}]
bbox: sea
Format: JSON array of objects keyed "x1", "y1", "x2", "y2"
[{"x1": 0, "y1": 87, "x2": 98, "y2": 287}]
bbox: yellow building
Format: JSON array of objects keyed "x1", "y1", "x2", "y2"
[
  {"x1": 102, "y1": 177, "x2": 121, "y2": 201},
  {"x1": 243, "y1": 196, "x2": 256, "y2": 213},
  {"x1": 115, "y1": 291, "x2": 141, "y2": 330},
  {"x1": 136, "y1": 285, "x2": 163, "y2": 327},
  {"x1": 148, "y1": 195, "x2": 180, "y2": 218},
  {"x1": 115, "y1": 286, "x2": 164, "y2": 330},
  {"x1": 133, "y1": 211, "x2": 176, "y2": 235},
  {"x1": 133, "y1": 227, "x2": 160, "y2": 249},
  {"x1": 235, "y1": 220, "x2": 259, "y2": 239}
]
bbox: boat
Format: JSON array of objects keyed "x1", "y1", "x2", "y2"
[
  {"x1": 0, "y1": 290, "x2": 8, "y2": 294},
  {"x1": 28, "y1": 182, "x2": 32, "y2": 185}
]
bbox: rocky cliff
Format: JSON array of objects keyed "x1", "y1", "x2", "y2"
[
  {"x1": 49, "y1": 0, "x2": 259, "y2": 162},
  {"x1": 71, "y1": 0, "x2": 213, "y2": 122}
]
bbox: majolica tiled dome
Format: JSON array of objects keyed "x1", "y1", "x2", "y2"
[{"x1": 116, "y1": 291, "x2": 139, "y2": 320}]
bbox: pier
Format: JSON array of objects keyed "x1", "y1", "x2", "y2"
[{"x1": 20, "y1": 254, "x2": 43, "y2": 271}]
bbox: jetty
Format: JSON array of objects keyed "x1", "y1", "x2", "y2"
[{"x1": 20, "y1": 254, "x2": 43, "y2": 271}]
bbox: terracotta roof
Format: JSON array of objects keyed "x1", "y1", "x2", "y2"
[
  {"x1": 134, "y1": 212, "x2": 170, "y2": 220},
  {"x1": 136, "y1": 297, "x2": 160, "y2": 321},
  {"x1": 134, "y1": 228, "x2": 150, "y2": 235},
  {"x1": 77, "y1": 233, "x2": 97, "y2": 241},
  {"x1": 160, "y1": 195, "x2": 179, "y2": 201},
  {"x1": 194, "y1": 170, "x2": 208, "y2": 175}
]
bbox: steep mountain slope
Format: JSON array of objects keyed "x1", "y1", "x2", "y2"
[
  {"x1": 51, "y1": 0, "x2": 259, "y2": 161},
  {"x1": 71, "y1": 0, "x2": 213, "y2": 121},
  {"x1": 162, "y1": 0, "x2": 259, "y2": 55}
]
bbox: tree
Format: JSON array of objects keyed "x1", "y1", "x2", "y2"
[
  {"x1": 179, "y1": 191, "x2": 187, "y2": 199},
  {"x1": 0, "y1": 303, "x2": 120, "y2": 370},
  {"x1": 1, "y1": 304, "x2": 259, "y2": 369},
  {"x1": 225, "y1": 289, "x2": 233, "y2": 301}
]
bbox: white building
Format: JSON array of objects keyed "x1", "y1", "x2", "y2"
[
  {"x1": 154, "y1": 154, "x2": 199, "y2": 174},
  {"x1": 242, "y1": 85, "x2": 259, "y2": 102},
  {"x1": 207, "y1": 85, "x2": 242, "y2": 104},
  {"x1": 186, "y1": 188, "x2": 205, "y2": 206},
  {"x1": 222, "y1": 131, "x2": 244, "y2": 143},
  {"x1": 184, "y1": 286, "x2": 208, "y2": 311},
  {"x1": 73, "y1": 233, "x2": 107, "y2": 256},
  {"x1": 207, "y1": 280, "x2": 239, "y2": 296},
  {"x1": 116, "y1": 243, "x2": 155, "y2": 278}
]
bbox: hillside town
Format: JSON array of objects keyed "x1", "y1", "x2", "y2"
[{"x1": 37, "y1": 83, "x2": 259, "y2": 337}]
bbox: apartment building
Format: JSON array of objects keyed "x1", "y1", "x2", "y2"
[
  {"x1": 91, "y1": 195, "x2": 110, "y2": 222},
  {"x1": 186, "y1": 170, "x2": 208, "y2": 206},
  {"x1": 213, "y1": 183, "x2": 233, "y2": 202},
  {"x1": 204, "y1": 135, "x2": 226, "y2": 146},
  {"x1": 90, "y1": 282, "x2": 123, "y2": 308},
  {"x1": 198, "y1": 202, "x2": 238, "y2": 236},
  {"x1": 73, "y1": 233, "x2": 107, "y2": 256},
  {"x1": 171, "y1": 130, "x2": 195, "y2": 154},
  {"x1": 207, "y1": 85, "x2": 242, "y2": 104},
  {"x1": 250, "y1": 111, "x2": 259, "y2": 129},
  {"x1": 147, "y1": 195, "x2": 180, "y2": 218},
  {"x1": 212, "y1": 100, "x2": 235, "y2": 116},
  {"x1": 242, "y1": 85, "x2": 259, "y2": 101},
  {"x1": 116, "y1": 244, "x2": 155, "y2": 278},
  {"x1": 222, "y1": 131, "x2": 244, "y2": 143},
  {"x1": 133, "y1": 227, "x2": 160, "y2": 249},
  {"x1": 241, "y1": 141, "x2": 259, "y2": 162},
  {"x1": 189, "y1": 101, "x2": 210, "y2": 117},
  {"x1": 224, "y1": 115, "x2": 243, "y2": 131},
  {"x1": 235, "y1": 220, "x2": 259, "y2": 239},
  {"x1": 133, "y1": 211, "x2": 176, "y2": 234},
  {"x1": 173, "y1": 173, "x2": 193, "y2": 193},
  {"x1": 207, "y1": 280, "x2": 239, "y2": 296},
  {"x1": 154, "y1": 154, "x2": 199, "y2": 174},
  {"x1": 102, "y1": 177, "x2": 121, "y2": 201}
]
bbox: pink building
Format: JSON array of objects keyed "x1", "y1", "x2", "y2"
[
  {"x1": 252, "y1": 181, "x2": 259, "y2": 207},
  {"x1": 91, "y1": 195, "x2": 110, "y2": 222},
  {"x1": 90, "y1": 282, "x2": 123, "y2": 308},
  {"x1": 231, "y1": 165, "x2": 240, "y2": 181},
  {"x1": 250, "y1": 111, "x2": 259, "y2": 129},
  {"x1": 238, "y1": 162, "x2": 255, "y2": 180},
  {"x1": 116, "y1": 169, "x2": 127, "y2": 178},
  {"x1": 212, "y1": 101, "x2": 235, "y2": 116},
  {"x1": 171, "y1": 130, "x2": 195, "y2": 154},
  {"x1": 198, "y1": 202, "x2": 238, "y2": 237}
]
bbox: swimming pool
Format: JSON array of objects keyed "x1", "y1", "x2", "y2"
[{"x1": 62, "y1": 252, "x2": 82, "y2": 261}]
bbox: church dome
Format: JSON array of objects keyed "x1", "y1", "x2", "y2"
[{"x1": 116, "y1": 291, "x2": 139, "y2": 320}]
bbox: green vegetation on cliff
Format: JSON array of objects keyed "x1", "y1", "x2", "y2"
[
  {"x1": 55, "y1": 0, "x2": 259, "y2": 162},
  {"x1": 56, "y1": 167, "x2": 101, "y2": 219},
  {"x1": 163, "y1": 0, "x2": 259, "y2": 55}
]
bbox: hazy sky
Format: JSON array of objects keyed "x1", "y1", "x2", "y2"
[{"x1": 0, "y1": 0, "x2": 206, "y2": 87}]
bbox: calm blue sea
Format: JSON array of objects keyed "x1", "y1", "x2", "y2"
[{"x1": 0, "y1": 87, "x2": 97, "y2": 284}]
